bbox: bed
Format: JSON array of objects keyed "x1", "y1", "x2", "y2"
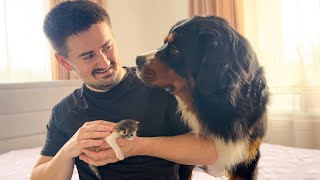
[
  {"x1": 1, "y1": 81, "x2": 320, "y2": 179},
  {"x1": 0, "y1": 143, "x2": 320, "y2": 180}
]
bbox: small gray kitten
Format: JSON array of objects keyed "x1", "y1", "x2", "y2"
[{"x1": 88, "y1": 119, "x2": 139, "y2": 180}]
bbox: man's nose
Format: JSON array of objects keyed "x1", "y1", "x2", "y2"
[
  {"x1": 98, "y1": 53, "x2": 111, "y2": 67},
  {"x1": 136, "y1": 55, "x2": 146, "y2": 66}
]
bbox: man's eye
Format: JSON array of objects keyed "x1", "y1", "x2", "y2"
[
  {"x1": 83, "y1": 54, "x2": 95, "y2": 60},
  {"x1": 102, "y1": 45, "x2": 112, "y2": 52}
]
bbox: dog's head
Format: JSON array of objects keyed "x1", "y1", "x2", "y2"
[{"x1": 136, "y1": 16, "x2": 268, "y2": 112}]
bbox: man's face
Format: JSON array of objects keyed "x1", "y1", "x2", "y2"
[{"x1": 58, "y1": 22, "x2": 124, "y2": 91}]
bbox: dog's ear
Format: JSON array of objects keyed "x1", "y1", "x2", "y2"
[{"x1": 195, "y1": 32, "x2": 242, "y2": 107}]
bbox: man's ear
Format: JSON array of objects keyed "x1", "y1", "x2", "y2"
[{"x1": 55, "y1": 53, "x2": 73, "y2": 71}]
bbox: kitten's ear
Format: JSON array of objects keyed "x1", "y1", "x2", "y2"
[{"x1": 132, "y1": 120, "x2": 139, "y2": 124}]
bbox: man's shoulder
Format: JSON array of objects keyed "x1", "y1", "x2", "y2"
[
  {"x1": 126, "y1": 66, "x2": 136, "y2": 71},
  {"x1": 124, "y1": 66, "x2": 146, "y2": 88},
  {"x1": 52, "y1": 87, "x2": 83, "y2": 116},
  {"x1": 125, "y1": 66, "x2": 137, "y2": 80}
]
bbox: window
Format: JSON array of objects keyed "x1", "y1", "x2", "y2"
[
  {"x1": 0, "y1": 1, "x2": 51, "y2": 83},
  {"x1": 243, "y1": 0, "x2": 320, "y2": 88}
]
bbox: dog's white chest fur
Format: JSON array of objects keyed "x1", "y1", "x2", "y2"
[
  {"x1": 175, "y1": 96, "x2": 250, "y2": 176},
  {"x1": 176, "y1": 96, "x2": 201, "y2": 134},
  {"x1": 209, "y1": 138, "x2": 249, "y2": 176}
]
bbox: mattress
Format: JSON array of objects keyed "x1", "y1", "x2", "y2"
[
  {"x1": 257, "y1": 143, "x2": 320, "y2": 180},
  {"x1": 0, "y1": 143, "x2": 319, "y2": 180}
]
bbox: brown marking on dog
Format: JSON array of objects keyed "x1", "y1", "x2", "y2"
[
  {"x1": 140, "y1": 56, "x2": 195, "y2": 112},
  {"x1": 163, "y1": 33, "x2": 175, "y2": 43},
  {"x1": 247, "y1": 138, "x2": 262, "y2": 162},
  {"x1": 173, "y1": 77, "x2": 195, "y2": 110},
  {"x1": 167, "y1": 33, "x2": 175, "y2": 43}
]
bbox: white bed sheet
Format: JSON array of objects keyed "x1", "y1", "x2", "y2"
[
  {"x1": 0, "y1": 147, "x2": 213, "y2": 180},
  {"x1": 257, "y1": 143, "x2": 320, "y2": 180},
  {"x1": 0, "y1": 143, "x2": 319, "y2": 180}
]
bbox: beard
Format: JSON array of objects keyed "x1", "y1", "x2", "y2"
[
  {"x1": 88, "y1": 69, "x2": 123, "y2": 91},
  {"x1": 74, "y1": 64, "x2": 125, "y2": 92}
]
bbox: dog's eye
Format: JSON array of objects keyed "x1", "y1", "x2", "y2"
[{"x1": 170, "y1": 45, "x2": 180, "y2": 55}]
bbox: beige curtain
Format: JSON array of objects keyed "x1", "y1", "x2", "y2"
[
  {"x1": 242, "y1": 0, "x2": 320, "y2": 149},
  {"x1": 188, "y1": 0, "x2": 244, "y2": 35},
  {"x1": 48, "y1": 0, "x2": 107, "y2": 80}
]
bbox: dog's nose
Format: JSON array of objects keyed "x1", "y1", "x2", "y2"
[{"x1": 136, "y1": 55, "x2": 146, "y2": 66}]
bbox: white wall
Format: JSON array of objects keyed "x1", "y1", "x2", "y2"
[
  {"x1": 107, "y1": 0, "x2": 188, "y2": 67},
  {"x1": 0, "y1": 81, "x2": 82, "y2": 153}
]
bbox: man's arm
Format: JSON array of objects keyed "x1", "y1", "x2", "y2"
[
  {"x1": 31, "y1": 151, "x2": 74, "y2": 180},
  {"x1": 31, "y1": 121, "x2": 115, "y2": 180},
  {"x1": 80, "y1": 132, "x2": 218, "y2": 166},
  {"x1": 137, "y1": 132, "x2": 217, "y2": 165}
]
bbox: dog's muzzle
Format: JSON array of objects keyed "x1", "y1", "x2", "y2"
[{"x1": 136, "y1": 50, "x2": 157, "y2": 70}]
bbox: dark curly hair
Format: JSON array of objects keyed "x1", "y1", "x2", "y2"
[{"x1": 43, "y1": 0, "x2": 111, "y2": 57}]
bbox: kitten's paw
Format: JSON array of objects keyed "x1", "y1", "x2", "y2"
[{"x1": 116, "y1": 152, "x2": 124, "y2": 160}]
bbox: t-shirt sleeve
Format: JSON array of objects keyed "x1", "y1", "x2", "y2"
[
  {"x1": 41, "y1": 105, "x2": 68, "y2": 157},
  {"x1": 166, "y1": 94, "x2": 191, "y2": 136}
]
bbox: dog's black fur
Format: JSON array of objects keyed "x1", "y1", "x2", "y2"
[{"x1": 136, "y1": 16, "x2": 269, "y2": 180}]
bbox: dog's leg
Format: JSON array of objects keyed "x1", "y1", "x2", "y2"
[{"x1": 227, "y1": 139, "x2": 261, "y2": 180}]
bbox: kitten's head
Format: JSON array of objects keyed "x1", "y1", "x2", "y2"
[{"x1": 115, "y1": 119, "x2": 139, "y2": 139}]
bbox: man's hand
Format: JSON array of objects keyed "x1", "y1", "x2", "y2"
[
  {"x1": 79, "y1": 134, "x2": 141, "y2": 166},
  {"x1": 62, "y1": 120, "x2": 115, "y2": 159},
  {"x1": 78, "y1": 131, "x2": 217, "y2": 166}
]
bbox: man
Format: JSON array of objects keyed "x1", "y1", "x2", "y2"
[{"x1": 31, "y1": 1, "x2": 217, "y2": 180}]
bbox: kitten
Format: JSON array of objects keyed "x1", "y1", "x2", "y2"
[{"x1": 88, "y1": 119, "x2": 139, "y2": 180}]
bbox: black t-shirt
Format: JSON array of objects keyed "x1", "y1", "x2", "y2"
[{"x1": 41, "y1": 67, "x2": 190, "y2": 180}]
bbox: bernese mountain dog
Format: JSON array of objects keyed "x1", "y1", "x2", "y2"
[{"x1": 136, "y1": 16, "x2": 269, "y2": 180}]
